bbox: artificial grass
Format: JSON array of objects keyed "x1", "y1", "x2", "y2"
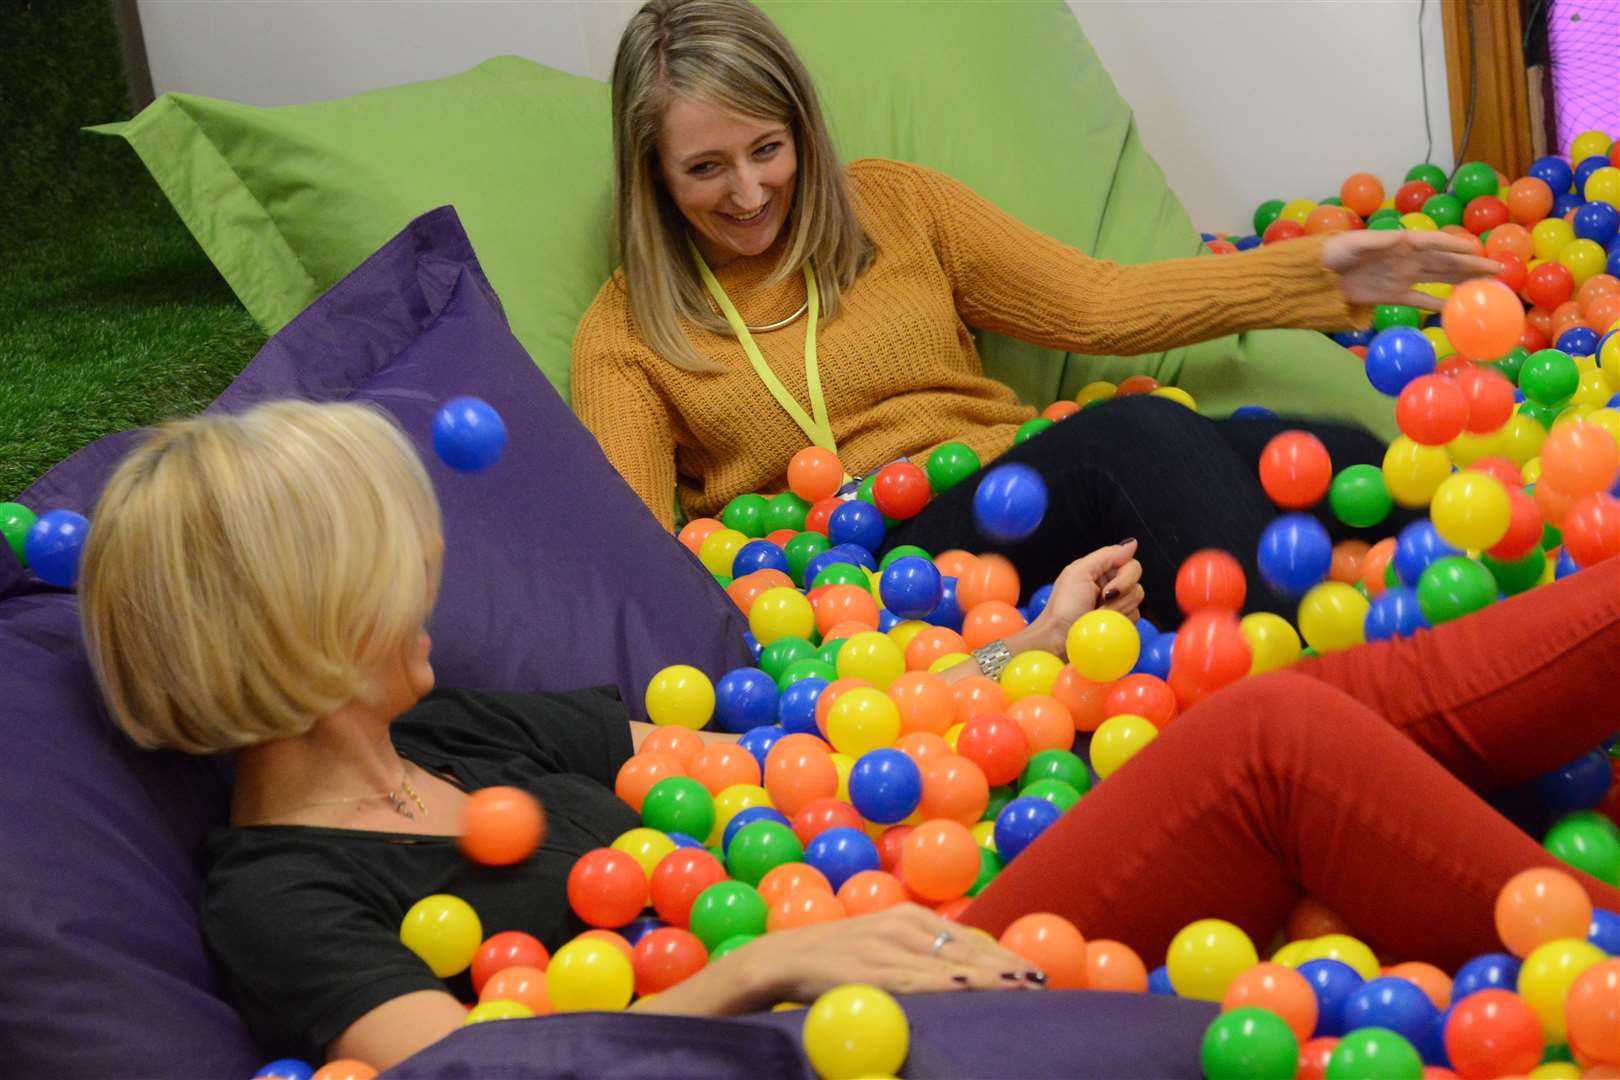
[{"x1": 0, "y1": 1, "x2": 263, "y2": 501}]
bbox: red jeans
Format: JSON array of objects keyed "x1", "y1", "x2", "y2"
[{"x1": 963, "y1": 557, "x2": 1620, "y2": 970}]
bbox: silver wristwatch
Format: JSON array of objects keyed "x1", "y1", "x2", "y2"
[{"x1": 971, "y1": 638, "x2": 1012, "y2": 680}]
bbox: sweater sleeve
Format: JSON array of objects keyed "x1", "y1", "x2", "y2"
[
  {"x1": 902, "y1": 162, "x2": 1373, "y2": 357},
  {"x1": 572, "y1": 308, "x2": 679, "y2": 533}
]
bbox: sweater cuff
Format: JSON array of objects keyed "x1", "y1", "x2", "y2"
[{"x1": 1236, "y1": 234, "x2": 1369, "y2": 333}]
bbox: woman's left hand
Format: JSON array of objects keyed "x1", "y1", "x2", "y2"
[
  {"x1": 1022, "y1": 540, "x2": 1143, "y2": 655},
  {"x1": 1322, "y1": 230, "x2": 1502, "y2": 312}
]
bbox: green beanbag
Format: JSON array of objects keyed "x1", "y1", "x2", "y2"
[{"x1": 90, "y1": 0, "x2": 1393, "y2": 438}]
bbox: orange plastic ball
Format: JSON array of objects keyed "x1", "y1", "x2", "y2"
[
  {"x1": 1565, "y1": 958, "x2": 1620, "y2": 1065},
  {"x1": 767, "y1": 887, "x2": 848, "y2": 932},
  {"x1": 1563, "y1": 493, "x2": 1620, "y2": 567},
  {"x1": 1305, "y1": 205, "x2": 1356, "y2": 235},
  {"x1": 888, "y1": 670, "x2": 956, "y2": 735},
  {"x1": 310, "y1": 1061, "x2": 378, "y2": 1080},
  {"x1": 1442, "y1": 278, "x2": 1528, "y2": 361},
  {"x1": 1259, "y1": 431, "x2": 1333, "y2": 508},
  {"x1": 480, "y1": 963, "x2": 553, "y2": 1014},
  {"x1": 894, "y1": 731, "x2": 952, "y2": 769},
  {"x1": 1041, "y1": 400, "x2": 1080, "y2": 422},
  {"x1": 1116, "y1": 374, "x2": 1161, "y2": 397},
  {"x1": 1535, "y1": 480, "x2": 1580, "y2": 530},
  {"x1": 758, "y1": 861, "x2": 833, "y2": 906},
  {"x1": 904, "y1": 626, "x2": 969, "y2": 672},
  {"x1": 900, "y1": 820, "x2": 981, "y2": 902},
  {"x1": 822, "y1": 619, "x2": 877, "y2": 645},
  {"x1": 960, "y1": 600, "x2": 1027, "y2": 651},
  {"x1": 763, "y1": 741, "x2": 838, "y2": 817},
  {"x1": 836, "y1": 869, "x2": 911, "y2": 916},
  {"x1": 1340, "y1": 173, "x2": 1385, "y2": 218},
  {"x1": 1174, "y1": 548, "x2": 1247, "y2": 614},
  {"x1": 639, "y1": 727, "x2": 704, "y2": 769},
  {"x1": 1051, "y1": 666, "x2": 1112, "y2": 732},
  {"x1": 957, "y1": 553, "x2": 1020, "y2": 610},
  {"x1": 614, "y1": 752, "x2": 684, "y2": 814},
  {"x1": 471, "y1": 930, "x2": 551, "y2": 996},
  {"x1": 576, "y1": 927, "x2": 635, "y2": 965},
  {"x1": 1585, "y1": 293, "x2": 1620, "y2": 334},
  {"x1": 813, "y1": 677, "x2": 873, "y2": 736},
  {"x1": 687, "y1": 744, "x2": 761, "y2": 796},
  {"x1": 1005, "y1": 695, "x2": 1075, "y2": 753},
  {"x1": 1541, "y1": 420, "x2": 1620, "y2": 499},
  {"x1": 1329, "y1": 540, "x2": 1370, "y2": 584},
  {"x1": 1486, "y1": 222, "x2": 1534, "y2": 260},
  {"x1": 1298, "y1": 1037, "x2": 1340, "y2": 1080},
  {"x1": 918, "y1": 753, "x2": 991, "y2": 826},
  {"x1": 951, "y1": 675, "x2": 1011, "y2": 726},
  {"x1": 1286, "y1": 895, "x2": 1353, "y2": 942},
  {"x1": 999, "y1": 912, "x2": 1087, "y2": 990},
  {"x1": 813, "y1": 584, "x2": 880, "y2": 638},
  {"x1": 1577, "y1": 273, "x2": 1620, "y2": 312},
  {"x1": 1359, "y1": 537, "x2": 1398, "y2": 599},
  {"x1": 1385, "y1": 961, "x2": 1452, "y2": 1010},
  {"x1": 1507, "y1": 176, "x2": 1554, "y2": 224},
  {"x1": 932, "y1": 549, "x2": 979, "y2": 579},
  {"x1": 788, "y1": 447, "x2": 845, "y2": 503},
  {"x1": 460, "y1": 786, "x2": 546, "y2": 866},
  {"x1": 1083, "y1": 939, "x2": 1148, "y2": 993},
  {"x1": 1494, "y1": 867, "x2": 1593, "y2": 958},
  {"x1": 1220, "y1": 962, "x2": 1318, "y2": 1044}
]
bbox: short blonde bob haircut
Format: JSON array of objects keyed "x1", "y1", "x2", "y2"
[
  {"x1": 79, "y1": 401, "x2": 443, "y2": 755},
  {"x1": 611, "y1": 0, "x2": 876, "y2": 371}
]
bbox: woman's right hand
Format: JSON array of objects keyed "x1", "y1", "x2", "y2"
[{"x1": 739, "y1": 903, "x2": 1046, "y2": 1004}]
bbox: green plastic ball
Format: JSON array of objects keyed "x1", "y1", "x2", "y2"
[
  {"x1": 1368, "y1": 216, "x2": 1405, "y2": 232},
  {"x1": 763, "y1": 491, "x2": 811, "y2": 534},
  {"x1": 1493, "y1": 346, "x2": 1529, "y2": 382},
  {"x1": 880, "y1": 544, "x2": 933, "y2": 571},
  {"x1": 713, "y1": 573, "x2": 733, "y2": 587},
  {"x1": 641, "y1": 776, "x2": 716, "y2": 842},
  {"x1": 1019, "y1": 778, "x2": 1082, "y2": 813},
  {"x1": 816, "y1": 638, "x2": 847, "y2": 668},
  {"x1": 1329, "y1": 464, "x2": 1395, "y2": 528},
  {"x1": 983, "y1": 784, "x2": 1017, "y2": 822},
  {"x1": 1544, "y1": 812, "x2": 1620, "y2": 885},
  {"x1": 1519, "y1": 400, "x2": 1562, "y2": 430},
  {"x1": 1416, "y1": 556, "x2": 1497, "y2": 625},
  {"x1": 0, "y1": 502, "x2": 37, "y2": 566},
  {"x1": 1200, "y1": 1007, "x2": 1299, "y2": 1080},
  {"x1": 1451, "y1": 161, "x2": 1499, "y2": 202},
  {"x1": 1367, "y1": 208, "x2": 1401, "y2": 226},
  {"x1": 689, "y1": 880, "x2": 768, "y2": 951},
  {"x1": 926, "y1": 442, "x2": 981, "y2": 494},
  {"x1": 1421, "y1": 193, "x2": 1464, "y2": 229},
  {"x1": 1518, "y1": 349, "x2": 1580, "y2": 407},
  {"x1": 1373, "y1": 304, "x2": 1424, "y2": 332},
  {"x1": 1325, "y1": 1026, "x2": 1423, "y2": 1080},
  {"x1": 811, "y1": 562, "x2": 868, "y2": 591},
  {"x1": 1020, "y1": 748, "x2": 1092, "y2": 794},
  {"x1": 760, "y1": 636, "x2": 817, "y2": 682},
  {"x1": 967, "y1": 845, "x2": 1004, "y2": 897},
  {"x1": 784, "y1": 531, "x2": 831, "y2": 586},
  {"x1": 1253, "y1": 199, "x2": 1286, "y2": 236},
  {"x1": 1482, "y1": 546, "x2": 1546, "y2": 596},
  {"x1": 725, "y1": 820, "x2": 804, "y2": 887},
  {"x1": 1320, "y1": 196, "x2": 1343, "y2": 207},
  {"x1": 1014, "y1": 417, "x2": 1054, "y2": 446},
  {"x1": 708, "y1": 933, "x2": 757, "y2": 962},
  {"x1": 856, "y1": 472, "x2": 878, "y2": 505},
  {"x1": 1406, "y1": 163, "x2": 1449, "y2": 190},
  {"x1": 721, "y1": 493, "x2": 769, "y2": 538},
  {"x1": 779, "y1": 657, "x2": 837, "y2": 689}
]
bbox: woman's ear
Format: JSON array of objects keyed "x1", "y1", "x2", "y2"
[{"x1": 405, "y1": 630, "x2": 435, "y2": 699}]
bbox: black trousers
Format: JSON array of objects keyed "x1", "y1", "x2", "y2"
[{"x1": 882, "y1": 396, "x2": 1417, "y2": 627}]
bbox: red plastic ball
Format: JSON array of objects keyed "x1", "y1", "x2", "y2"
[
  {"x1": 876, "y1": 824, "x2": 914, "y2": 873},
  {"x1": 1263, "y1": 219, "x2": 1306, "y2": 244},
  {"x1": 1395, "y1": 180, "x2": 1438, "y2": 214},
  {"x1": 871, "y1": 461, "x2": 932, "y2": 520},
  {"x1": 565, "y1": 848, "x2": 649, "y2": 929},
  {"x1": 1485, "y1": 489, "x2": 1545, "y2": 561},
  {"x1": 1174, "y1": 549, "x2": 1247, "y2": 614},
  {"x1": 1489, "y1": 251, "x2": 1528, "y2": 294},
  {"x1": 1525, "y1": 261, "x2": 1575, "y2": 310},
  {"x1": 954, "y1": 714, "x2": 1032, "y2": 786},
  {"x1": 471, "y1": 930, "x2": 550, "y2": 997},
  {"x1": 1259, "y1": 431, "x2": 1333, "y2": 509},
  {"x1": 1396, "y1": 374, "x2": 1470, "y2": 446},
  {"x1": 632, "y1": 927, "x2": 709, "y2": 996},
  {"x1": 791, "y1": 796, "x2": 866, "y2": 847},
  {"x1": 1169, "y1": 609, "x2": 1252, "y2": 695},
  {"x1": 1443, "y1": 988, "x2": 1544, "y2": 1079},
  {"x1": 649, "y1": 847, "x2": 729, "y2": 927},
  {"x1": 1463, "y1": 195, "x2": 1510, "y2": 235},
  {"x1": 1104, "y1": 674, "x2": 1178, "y2": 729},
  {"x1": 1562, "y1": 494, "x2": 1620, "y2": 568},
  {"x1": 1115, "y1": 374, "x2": 1161, "y2": 397},
  {"x1": 1452, "y1": 364, "x2": 1516, "y2": 434},
  {"x1": 804, "y1": 498, "x2": 841, "y2": 536}
]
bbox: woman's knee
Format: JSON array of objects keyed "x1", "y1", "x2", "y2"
[{"x1": 1169, "y1": 670, "x2": 1384, "y2": 765}]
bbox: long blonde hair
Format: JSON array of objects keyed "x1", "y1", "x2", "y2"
[
  {"x1": 610, "y1": 0, "x2": 876, "y2": 371},
  {"x1": 79, "y1": 401, "x2": 444, "y2": 754}
]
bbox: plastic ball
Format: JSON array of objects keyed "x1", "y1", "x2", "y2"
[
  {"x1": 1397, "y1": 374, "x2": 1470, "y2": 446},
  {"x1": 801, "y1": 983, "x2": 909, "y2": 1080},
  {"x1": 956, "y1": 713, "x2": 1031, "y2": 786},
  {"x1": 869, "y1": 461, "x2": 930, "y2": 520},
  {"x1": 788, "y1": 447, "x2": 845, "y2": 503},
  {"x1": 824, "y1": 687, "x2": 900, "y2": 758},
  {"x1": 972, "y1": 463, "x2": 1048, "y2": 542},
  {"x1": 1520, "y1": 349, "x2": 1580, "y2": 405},
  {"x1": 432, "y1": 396, "x2": 507, "y2": 472},
  {"x1": 0, "y1": 502, "x2": 38, "y2": 566},
  {"x1": 1330, "y1": 464, "x2": 1395, "y2": 527},
  {"x1": 1341, "y1": 976, "x2": 1438, "y2": 1060},
  {"x1": 255, "y1": 1061, "x2": 316, "y2": 1080},
  {"x1": 1542, "y1": 420, "x2": 1620, "y2": 497},
  {"x1": 1442, "y1": 987, "x2": 1543, "y2": 1078},
  {"x1": 835, "y1": 632, "x2": 905, "y2": 692},
  {"x1": 460, "y1": 786, "x2": 545, "y2": 866},
  {"x1": 1257, "y1": 513, "x2": 1333, "y2": 596},
  {"x1": 925, "y1": 442, "x2": 981, "y2": 494},
  {"x1": 1169, "y1": 608, "x2": 1252, "y2": 692},
  {"x1": 1066, "y1": 609, "x2": 1140, "y2": 682},
  {"x1": 749, "y1": 587, "x2": 816, "y2": 647},
  {"x1": 687, "y1": 880, "x2": 768, "y2": 951},
  {"x1": 999, "y1": 652, "x2": 1064, "y2": 704},
  {"x1": 1175, "y1": 548, "x2": 1247, "y2": 613},
  {"x1": 1363, "y1": 586, "x2": 1429, "y2": 642},
  {"x1": 566, "y1": 848, "x2": 648, "y2": 928},
  {"x1": 1565, "y1": 957, "x2": 1620, "y2": 1065},
  {"x1": 308, "y1": 1061, "x2": 377, "y2": 1080},
  {"x1": 1544, "y1": 812, "x2": 1620, "y2": 884},
  {"x1": 878, "y1": 556, "x2": 943, "y2": 620},
  {"x1": 803, "y1": 826, "x2": 880, "y2": 892},
  {"x1": 23, "y1": 508, "x2": 89, "y2": 588},
  {"x1": 1089, "y1": 713, "x2": 1158, "y2": 780},
  {"x1": 919, "y1": 753, "x2": 991, "y2": 826},
  {"x1": 1000, "y1": 912, "x2": 1086, "y2": 989},
  {"x1": 1430, "y1": 471, "x2": 1512, "y2": 550},
  {"x1": 1102, "y1": 676, "x2": 1176, "y2": 730},
  {"x1": 1324, "y1": 1027, "x2": 1423, "y2": 1079},
  {"x1": 726, "y1": 820, "x2": 805, "y2": 888},
  {"x1": 648, "y1": 847, "x2": 728, "y2": 927},
  {"x1": 1260, "y1": 431, "x2": 1333, "y2": 507},
  {"x1": 1443, "y1": 278, "x2": 1526, "y2": 360},
  {"x1": 847, "y1": 748, "x2": 922, "y2": 825},
  {"x1": 1240, "y1": 611, "x2": 1303, "y2": 674},
  {"x1": 546, "y1": 935, "x2": 634, "y2": 1012},
  {"x1": 1415, "y1": 556, "x2": 1495, "y2": 625},
  {"x1": 1298, "y1": 582, "x2": 1369, "y2": 653},
  {"x1": 1167, "y1": 919, "x2": 1259, "y2": 1001},
  {"x1": 399, "y1": 893, "x2": 482, "y2": 977},
  {"x1": 992, "y1": 795, "x2": 1063, "y2": 862},
  {"x1": 709, "y1": 668, "x2": 778, "y2": 735},
  {"x1": 1517, "y1": 937, "x2": 1606, "y2": 1042},
  {"x1": 1366, "y1": 327, "x2": 1438, "y2": 396},
  {"x1": 1222, "y1": 962, "x2": 1319, "y2": 1045},
  {"x1": 1299, "y1": 958, "x2": 1365, "y2": 1037},
  {"x1": 1563, "y1": 493, "x2": 1620, "y2": 566}
]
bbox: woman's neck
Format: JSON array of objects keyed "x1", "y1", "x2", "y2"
[{"x1": 229, "y1": 699, "x2": 411, "y2": 826}]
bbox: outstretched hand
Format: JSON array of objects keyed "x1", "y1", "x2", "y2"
[
  {"x1": 1026, "y1": 540, "x2": 1143, "y2": 658},
  {"x1": 1322, "y1": 229, "x2": 1502, "y2": 312}
]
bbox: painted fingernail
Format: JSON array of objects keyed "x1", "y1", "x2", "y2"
[
  {"x1": 1000, "y1": 971, "x2": 1024, "y2": 982},
  {"x1": 1120, "y1": 537, "x2": 1137, "y2": 546},
  {"x1": 950, "y1": 974, "x2": 971, "y2": 986},
  {"x1": 1025, "y1": 971, "x2": 1048, "y2": 985},
  {"x1": 1102, "y1": 589, "x2": 1119, "y2": 602}
]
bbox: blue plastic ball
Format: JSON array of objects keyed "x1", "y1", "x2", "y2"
[
  {"x1": 1535, "y1": 749, "x2": 1614, "y2": 814},
  {"x1": 1148, "y1": 965, "x2": 1176, "y2": 995},
  {"x1": 1297, "y1": 958, "x2": 1365, "y2": 1037},
  {"x1": 1552, "y1": 191, "x2": 1585, "y2": 219},
  {"x1": 1452, "y1": 952, "x2": 1521, "y2": 1001},
  {"x1": 973, "y1": 463, "x2": 1049, "y2": 543},
  {"x1": 1394, "y1": 519, "x2": 1460, "y2": 588},
  {"x1": 804, "y1": 548, "x2": 860, "y2": 587},
  {"x1": 254, "y1": 1060, "x2": 315, "y2": 1080},
  {"x1": 743, "y1": 630, "x2": 763, "y2": 660},
  {"x1": 1330, "y1": 328, "x2": 1374, "y2": 348},
  {"x1": 432, "y1": 395, "x2": 507, "y2": 472},
  {"x1": 878, "y1": 609, "x2": 901, "y2": 632},
  {"x1": 1341, "y1": 976, "x2": 1439, "y2": 1055},
  {"x1": 878, "y1": 556, "x2": 943, "y2": 619},
  {"x1": 621, "y1": 914, "x2": 669, "y2": 945},
  {"x1": 1365, "y1": 327, "x2": 1437, "y2": 396},
  {"x1": 1588, "y1": 908, "x2": 1620, "y2": 955},
  {"x1": 1230, "y1": 404, "x2": 1279, "y2": 421},
  {"x1": 713, "y1": 668, "x2": 780, "y2": 734},
  {"x1": 1608, "y1": 246, "x2": 1620, "y2": 279},
  {"x1": 1574, "y1": 200, "x2": 1620, "y2": 246},
  {"x1": 1257, "y1": 513, "x2": 1333, "y2": 597},
  {"x1": 24, "y1": 509, "x2": 90, "y2": 588},
  {"x1": 831, "y1": 542, "x2": 878, "y2": 571},
  {"x1": 778, "y1": 677, "x2": 828, "y2": 736},
  {"x1": 993, "y1": 796, "x2": 1063, "y2": 862},
  {"x1": 1556, "y1": 546, "x2": 1581, "y2": 579},
  {"x1": 1364, "y1": 586, "x2": 1430, "y2": 642},
  {"x1": 924, "y1": 576, "x2": 965, "y2": 631},
  {"x1": 1135, "y1": 617, "x2": 1160, "y2": 643},
  {"x1": 722, "y1": 806, "x2": 792, "y2": 852},
  {"x1": 803, "y1": 826, "x2": 880, "y2": 891},
  {"x1": 1136, "y1": 630, "x2": 1175, "y2": 679},
  {"x1": 1556, "y1": 326, "x2": 1600, "y2": 358},
  {"x1": 848, "y1": 748, "x2": 924, "y2": 824},
  {"x1": 738, "y1": 724, "x2": 786, "y2": 771},
  {"x1": 1529, "y1": 155, "x2": 1574, "y2": 195},
  {"x1": 731, "y1": 539, "x2": 790, "y2": 579},
  {"x1": 827, "y1": 501, "x2": 886, "y2": 553},
  {"x1": 667, "y1": 832, "x2": 705, "y2": 849},
  {"x1": 1575, "y1": 154, "x2": 1610, "y2": 195},
  {"x1": 1235, "y1": 235, "x2": 1262, "y2": 252}
]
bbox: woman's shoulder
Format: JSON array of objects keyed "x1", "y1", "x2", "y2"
[{"x1": 573, "y1": 270, "x2": 645, "y2": 359}]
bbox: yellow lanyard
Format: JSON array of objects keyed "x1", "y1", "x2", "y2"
[{"x1": 689, "y1": 237, "x2": 838, "y2": 457}]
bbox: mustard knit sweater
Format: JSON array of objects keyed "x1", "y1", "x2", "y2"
[{"x1": 573, "y1": 158, "x2": 1368, "y2": 532}]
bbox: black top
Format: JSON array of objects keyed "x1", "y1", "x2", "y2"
[{"x1": 201, "y1": 686, "x2": 640, "y2": 1062}]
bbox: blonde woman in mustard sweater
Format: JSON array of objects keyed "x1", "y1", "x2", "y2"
[{"x1": 572, "y1": 0, "x2": 1498, "y2": 628}]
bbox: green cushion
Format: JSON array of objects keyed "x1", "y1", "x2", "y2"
[{"x1": 91, "y1": 1, "x2": 1394, "y2": 439}]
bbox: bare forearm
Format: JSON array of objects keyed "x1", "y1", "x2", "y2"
[
  {"x1": 627, "y1": 950, "x2": 779, "y2": 1016},
  {"x1": 939, "y1": 619, "x2": 1064, "y2": 685}
]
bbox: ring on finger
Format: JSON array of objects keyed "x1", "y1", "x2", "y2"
[{"x1": 928, "y1": 929, "x2": 954, "y2": 958}]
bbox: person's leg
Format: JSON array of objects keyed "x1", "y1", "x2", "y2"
[
  {"x1": 885, "y1": 397, "x2": 1405, "y2": 625},
  {"x1": 1293, "y1": 556, "x2": 1620, "y2": 792},
  {"x1": 961, "y1": 671, "x2": 1620, "y2": 971}
]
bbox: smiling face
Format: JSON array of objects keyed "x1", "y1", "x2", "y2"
[{"x1": 656, "y1": 95, "x2": 797, "y2": 269}]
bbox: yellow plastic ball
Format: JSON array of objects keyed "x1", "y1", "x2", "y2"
[
  {"x1": 1571, "y1": 368, "x2": 1613, "y2": 409},
  {"x1": 1271, "y1": 939, "x2": 1311, "y2": 968},
  {"x1": 1240, "y1": 612, "x2": 1302, "y2": 675},
  {"x1": 1558, "y1": 238, "x2": 1608, "y2": 287},
  {"x1": 1517, "y1": 937, "x2": 1606, "y2": 1042},
  {"x1": 1420, "y1": 324, "x2": 1455, "y2": 359},
  {"x1": 998, "y1": 649, "x2": 1063, "y2": 700},
  {"x1": 1499, "y1": 413, "x2": 1548, "y2": 467},
  {"x1": 698, "y1": 527, "x2": 748, "y2": 577},
  {"x1": 970, "y1": 820, "x2": 998, "y2": 852},
  {"x1": 1528, "y1": 1064, "x2": 1582, "y2": 1079},
  {"x1": 1399, "y1": 212, "x2": 1438, "y2": 232},
  {"x1": 943, "y1": 723, "x2": 964, "y2": 752},
  {"x1": 802, "y1": 983, "x2": 910, "y2": 1080},
  {"x1": 711, "y1": 783, "x2": 773, "y2": 844},
  {"x1": 611, "y1": 827, "x2": 677, "y2": 878},
  {"x1": 1300, "y1": 934, "x2": 1380, "y2": 981},
  {"x1": 1413, "y1": 281, "x2": 1454, "y2": 302},
  {"x1": 1532, "y1": 217, "x2": 1575, "y2": 262},
  {"x1": 886, "y1": 619, "x2": 929, "y2": 653},
  {"x1": 1150, "y1": 386, "x2": 1198, "y2": 411},
  {"x1": 1555, "y1": 403, "x2": 1596, "y2": 426},
  {"x1": 1569, "y1": 130, "x2": 1613, "y2": 163},
  {"x1": 825, "y1": 688, "x2": 902, "y2": 757},
  {"x1": 464, "y1": 999, "x2": 535, "y2": 1025},
  {"x1": 1380, "y1": 197, "x2": 1396, "y2": 210},
  {"x1": 928, "y1": 652, "x2": 971, "y2": 675},
  {"x1": 1522, "y1": 455, "x2": 1543, "y2": 485},
  {"x1": 1583, "y1": 408, "x2": 1620, "y2": 449},
  {"x1": 1584, "y1": 165, "x2": 1620, "y2": 205},
  {"x1": 1090, "y1": 714, "x2": 1157, "y2": 779},
  {"x1": 1297, "y1": 582, "x2": 1369, "y2": 654},
  {"x1": 399, "y1": 893, "x2": 483, "y2": 978},
  {"x1": 749, "y1": 586, "x2": 815, "y2": 646},
  {"x1": 1430, "y1": 471, "x2": 1512, "y2": 550},
  {"x1": 1447, "y1": 427, "x2": 1506, "y2": 467},
  {"x1": 1166, "y1": 919, "x2": 1258, "y2": 1001},
  {"x1": 1066, "y1": 609, "x2": 1140, "y2": 683},
  {"x1": 547, "y1": 936, "x2": 635, "y2": 1013},
  {"x1": 644, "y1": 664, "x2": 715, "y2": 729},
  {"x1": 1074, "y1": 381, "x2": 1118, "y2": 408},
  {"x1": 829, "y1": 752, "x2": 855, "y2": 802},
  {"x1": 1382, "y1": 436, "x2": 1453, "y2": 507},
  {"x1": 772, "y1": 1001, "x2": 806, "y2": 1012},
  {"x1": 836, "y1": 631, "x2": 905, "y2": 691},
  {"x1": 1600, "y1": 332, "x2": 1620, "y2": 375},
  {"x1": 1280, "y1": 198, "x2": 1317, "y2": 225}
]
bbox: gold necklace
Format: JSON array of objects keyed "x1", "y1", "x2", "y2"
[
  {"x1": 275, "y1": 764, "x2": 428, "y2": 821},
  {"x1": 698, "y1": 244, "x2": 809, "y2": 332}
]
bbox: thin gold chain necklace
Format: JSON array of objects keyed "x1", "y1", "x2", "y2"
[{"x1": 275, "y1": 764, "x2": 429, "y2": 821}]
